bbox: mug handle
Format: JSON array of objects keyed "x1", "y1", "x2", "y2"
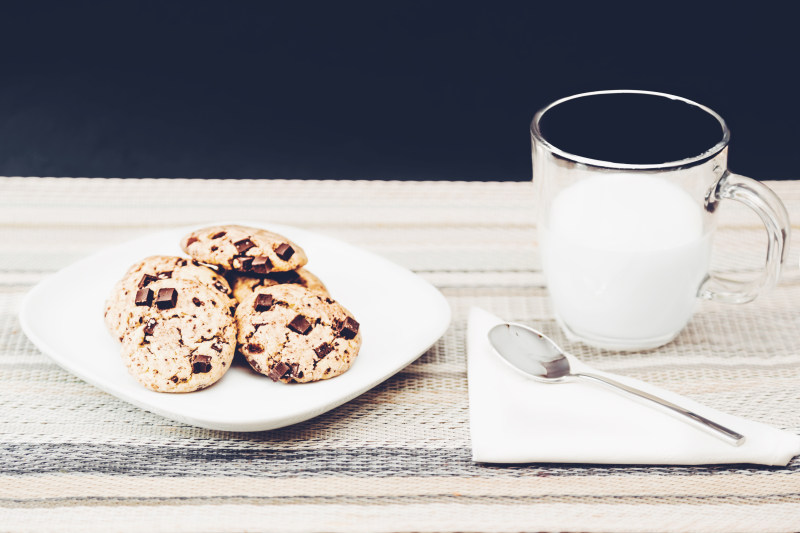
[{"x1": 699, "y1": 172, "x2": 791, "y2": 304}]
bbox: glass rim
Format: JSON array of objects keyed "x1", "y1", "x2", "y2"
[{"x1": 530, "y1": 89, "x2": 731, "y2": 171}]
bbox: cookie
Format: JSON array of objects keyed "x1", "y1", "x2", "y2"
[
  {"x1": 229, "y1": 268, "x2": 328, "y2": 304},
  {"x1": 235, "y1": 285, "x2": 362, "y2": 383},
  {"x1": 104, "y1": 255, "x2": 234, "y2": 343},
  {"x1": 120, "y1": 278, "x2": 236, "y2": 392},
  {"x1": 181, "y1": 225, "x2": 308, "y2": 274}
]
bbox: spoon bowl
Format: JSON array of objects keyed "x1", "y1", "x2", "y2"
[{"x1": 487, "y1": 322, "x2": 571, "y2": 381}]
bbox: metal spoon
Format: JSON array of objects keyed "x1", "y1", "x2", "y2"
[{"x1": 487, "y1": 322, "x2": 745, "y2": 446}]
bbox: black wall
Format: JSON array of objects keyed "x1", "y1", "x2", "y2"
[{"x1": 0, "y1": 2, "x2": 797, "y2": 180}]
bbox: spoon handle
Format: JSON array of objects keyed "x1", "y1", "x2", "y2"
[{"x1": 575, "y1": 372, "x2": 746, "y2": 446}]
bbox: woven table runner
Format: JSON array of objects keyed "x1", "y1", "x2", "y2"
[{"x1": 1, "y1": 177, "x2": 799, "y2": 533}]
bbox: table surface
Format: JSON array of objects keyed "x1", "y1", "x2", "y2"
[{"x1": 1, "y1": 177, "x2": 799, "y2": 533}]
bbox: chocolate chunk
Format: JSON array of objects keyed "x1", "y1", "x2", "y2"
[
  {"x1": 234, "y1": 238, "x2": 255, "y2": 254},
  {"x1": 314, "y1": 342, "x2": 333, "y2": 359},
  {"x1": 288, "y1": 315, "x2": 312, "y2": 335},
  {"x1": 143, "y1": 318, "x2": 157, "y2": 335},
  {"x1": 138, "y1": 274, "x2": 157, "y2": 288},
  {"x1": 269, "y1": 271, "x2": 300, "y2": 284},
  {"x1": 338, "y1": 316, "x2": 360, "y2": 339},
  {"x1": 267, "y1": 361, "x2": 290, "y2": 382},
  {"x1": 157, "y1": 271, "x2": 172, "y2": 280},
  {"x1": 170, "y1": 375, "x2": 179, "y2": 383},
  {"x1": 186, "y1": 236, "x2": 199, "y2": 247},
  {"x1": 179, "y1": 259, "x2": 187, "y2": 267},
  {"x1": 251, "y1": 256, "x2": 272, "y2": 274},
  {"x1": 191, "y1": 354, "x2": 212, "y2": 374},
  {"x1": 275, "y1": 243, "x2": 294, "y2": 260},
  {"x1": 211, "y1": 341, "x2": 223, "y2": 352},
  {"x1": 290, "y1": 363, "x2": 299, "y2": 377},
  {"x1": 255, "y1": 294, "x2": 274, "y2": 312},
  {"x1": 213, "y1": 280, "x2": 229, "y2": 294},
  {"x1": 210, "y1": 231, "x2": 226, "y2": 239},
  {"x1": 135, "y1": 288, "x2": 153, "y2": 306},
  {"x1": 233, "y1": 256, "x2": 253, "y2": 271},
  {"x1": 155, "y1": 288, "x2": 178, "y2": 309},
  {"x1": 211, "y1": 245, "x2": 218, "y2": 252},
  {"x1": 192, "y1": 297, "x2": 203, "y2": 307},
  {"x1": 247, "y1": 343, "x2": 264, "y2": 353}
]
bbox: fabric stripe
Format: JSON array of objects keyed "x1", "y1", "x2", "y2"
[
  {"x1": 2, "y1": 474, "x2": 800, "y2": 500},
  {"x1": 2, "y1": 502, "x2": 800, "y2": 533},
  {"x1": 0, "y1": 445, "x2": 797, "y2": 477}
]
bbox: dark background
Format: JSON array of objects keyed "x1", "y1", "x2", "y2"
[{"x1": 0, "y1": 2, "x2": 797, "y2": 180}]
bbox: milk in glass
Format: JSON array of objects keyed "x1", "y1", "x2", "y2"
[{"x1": 541, "y1": 174, "x2": 711, "y2": 344}]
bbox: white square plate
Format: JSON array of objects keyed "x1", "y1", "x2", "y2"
[{"x1": 19, "y1": 222, "x2": 451, "y2": 431}]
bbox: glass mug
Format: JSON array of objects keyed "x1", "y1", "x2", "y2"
[{"x1": 531, "y1": 90, "x2": 790, "y2": 350}]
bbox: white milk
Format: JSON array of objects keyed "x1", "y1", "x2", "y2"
[{"x1": 541, "y1": 174, "x2": 711, "y2": 347}]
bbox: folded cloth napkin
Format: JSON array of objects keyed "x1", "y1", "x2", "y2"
[{"x1": 468, "y1": 307, "x2": 800, "y2": 465}]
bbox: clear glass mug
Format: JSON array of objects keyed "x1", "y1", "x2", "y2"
[{"x1": 531, "y1": 90, "x2": 790, "y2": 351}]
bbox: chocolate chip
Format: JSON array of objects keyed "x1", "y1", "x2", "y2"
[
  {"x1": 267, "y1": 361, "x2": 290, "y2": 382},
  {"x1": 210, "y1": 231, "x2": 226, "y2": 239},
  {"x1": 288, "y1": 315, "x2": 312, "y2": 335},
  {"x1": 143, "y1": 318, "x2": 157, "y2": 335},
  {"x1": 234, "y1": 238, "x2": 256, "y2": 254},
  {"x1": 233, "y1": 256, "x2": 253, "y2": 271},
  {"x1": 179, "y1": 259, "x2": 187, "y2": 267},
  {"x1": 155, "y1": 288, "x2": 178, "y2": 309},
  {"x1": 255, "y1": 294, "x2": 274, "y2": 312},
  {"x1": 290, "y1": 363, "x2": 299, "y2": 377},
  {"x1": 135, "y1": 288, "x2": 153, "y2": 306},
  {"x1": 192, "y1": 297, "x2": 203, "y2": 307},
  {"x1": 211, "y1": 245, "x2": 218, "y2": 252},
  {"x1": 269, "y1": 271, "x2": 300, "y2": 284},
  {"x1": 247, "y1": 343, "x2": 264, "y2": 353},
  {"x1": 170, "y1": 375, "x2": 179, "y2": 383},
  {"x1": 138, "y1": 274, "x2": 157, "y2": 288},
  {"x1": 191, "y1": 354, "x2": 212, "y2": 374},
  {"x1": 338, "y1": 316, "x2": 360, "y2": 339},
  {"x1": 251, "y1": 256, "x2": 272, "y2": 274},
  {"x1": 186, "y1": 236, "x2": 199, "y2": 247},
  {"x1": 275, "y1": 243, "x2": 294, "y2": 260},
  {"x1": 211, "y1": 341, "x2": 223, "y2": 352},
  {"x1": 213, "y1": 280, "x2": 229, "y2": 294},
  {"x1": 314, "y1": 343, "x2": 333, "y2": 359},
  {"x1": 157, "y1": 271, "x2": 172, "y2": 279}
]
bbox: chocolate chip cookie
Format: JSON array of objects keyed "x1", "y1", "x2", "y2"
[
  {"x1": 229, "y1": 268, "x2": 328, "y2": 304},
  {"x1": 235, "y1": 285, "x2": 361, "y2": 383},
  {"x1": 104, "y1": 255, "x2": 234, "y2": 343},
  {"x1": 181, "y1": 225, "x2": 308, "y2": 274},
  {"x1": 120, "y1": 278, "x2": 236, "y2": 392}
]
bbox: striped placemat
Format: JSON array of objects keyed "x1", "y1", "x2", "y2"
[{"x1": 1, "y1": 177, "x2": 799, "y2": 533}]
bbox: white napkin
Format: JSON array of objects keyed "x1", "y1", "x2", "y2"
[{"x1": 468, "y1": 307, "x2": 800, "y2": 465}]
